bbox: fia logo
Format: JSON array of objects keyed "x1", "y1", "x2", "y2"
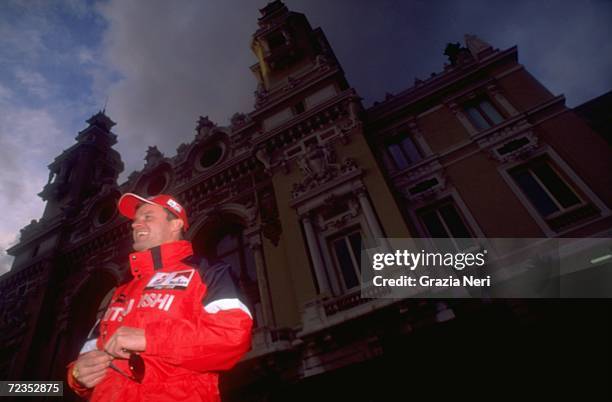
[{"x1": 145, "y1": 269, "x2": 194, "y2": 290}]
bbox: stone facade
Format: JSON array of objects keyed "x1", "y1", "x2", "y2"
[{"x1": 1, "y1": 1, "x2": 610, "y2": 401}]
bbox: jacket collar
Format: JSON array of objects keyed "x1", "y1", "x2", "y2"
[{"x1": 129, "y1": 240, "x2": 193, "y2": 278}]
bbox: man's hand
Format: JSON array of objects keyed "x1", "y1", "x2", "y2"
[
  {"x1": 73, "y1": 350, "x2": 113, "y2": 388},
  {"x1": 104, "y1": 326, "x2": 146, "y2": 359}
]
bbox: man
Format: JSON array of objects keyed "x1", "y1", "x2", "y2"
[{"x1": 67, "y1": 193, "x2": 253, "y2": 401}]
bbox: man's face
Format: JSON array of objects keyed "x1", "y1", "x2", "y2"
[{"x1": 131, "y1": 203, "x2": 178, "y2": 251}]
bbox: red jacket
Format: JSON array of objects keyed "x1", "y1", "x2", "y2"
[{"x1": 67, "y1": 240, "x2": 253, "y2": 401}]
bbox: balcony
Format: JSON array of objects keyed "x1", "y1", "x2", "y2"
[
  {"x1": 298, "y1": 287, "x2": 397, "y2": 337},
  {"x1": 243, "y1": 326, "x2": 294, "y2": 361}
]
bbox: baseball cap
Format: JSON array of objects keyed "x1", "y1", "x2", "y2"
[{"x1": 118, "y1": 193, "x2": 189, "y2": 231}]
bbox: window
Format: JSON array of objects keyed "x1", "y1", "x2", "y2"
[
  {"x1": 31, "y1": 244, "x2": 40, "y2": 258},
  {"x1": 199, "y1": 144, "x2": 223, "y2": 169},
  {"x1": 266, "y1": 32, "x2": 286, "y2": 50},
  {"x1": 509, "y1": 159, "x2": 581, "y2": 218},
  {"x1": 146, "y1": 173, "x2": 167, "y2": 196},
  {"x1": 329, "y1": 229, "x2": 363, "y2": 291},
  {"x1": 386, "y1": 135, "x2": 422, "y2": 170},
  {"x1": 198, "y1": 222, "x2": 261, "y2": 327},
  {"x1": 95, "y1": 200, "x2": 117, "y2": 226},
  {"x1": 418, "y1": 200, "x2": 474, "y2": 251},
  {"x1": 464, "y1": 98, "x2": 504, "y2": 130},
  {"x1": 293, "y1": 100, "x2": 305, "y2": 115}
]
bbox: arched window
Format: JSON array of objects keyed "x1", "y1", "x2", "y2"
[{"x1": 192, "y1": 218, "x2": 262, "y2": 327}]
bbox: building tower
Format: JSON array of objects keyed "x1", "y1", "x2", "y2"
[
  {"x1": 39, "y1": 111, "x2": 124, "y2": 220},
  {"x1": 1, "y1": 111, "x2": 124, "y2": 383}
]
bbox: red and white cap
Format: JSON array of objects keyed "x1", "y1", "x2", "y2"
[{"x1": 118, "y1": 193, "x2": 189, "y2": 231}]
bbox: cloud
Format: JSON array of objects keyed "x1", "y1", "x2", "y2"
[
  {"x1": 14, "y1": 69, "x2": 51, "y2": 99},
  {"x1": 78, "y1": 48, "x2": 95, "y2": 65},
  {"x1": 94, "y1": 0, "x2": 261, "y2": 179},
  {"x1": 90, "y1": 0, "x2": 612, "y2": 183},
  {"x1": 0, "y1": 82, "x2": 12, "y2": 101},
  {"x1": 0, "y1": 84, "x2": 71, "y2": 274}
]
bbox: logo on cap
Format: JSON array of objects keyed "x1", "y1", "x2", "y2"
[{"x1": 166, "y1": 199, "x2": 182, "y2": 214}]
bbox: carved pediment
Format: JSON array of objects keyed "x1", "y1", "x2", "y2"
[{"x1": 291, "y1": 143, "x2": 359, "y2": 199}]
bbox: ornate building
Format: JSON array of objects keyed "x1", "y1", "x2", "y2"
[{"x1": 1, "y1": 1, "x2": 610, "y2": 400}]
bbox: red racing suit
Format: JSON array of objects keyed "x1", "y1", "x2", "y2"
[{"x1": 67, "y1": 240, "x2": 253, "y2": 401}]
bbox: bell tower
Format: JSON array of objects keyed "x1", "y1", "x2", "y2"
[
  {"x1": 38, "y1": 110, "x2": 124, "y2": 219},
  {"x1": 250, "y1": 0, "x2": 343, "y2": 94}
]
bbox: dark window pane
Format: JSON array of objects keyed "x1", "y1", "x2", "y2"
[
  {"x1": 438, "y1": 204, "x2": 471, "y2": 238},
  {"x1": 420, "y1": 210, "x2": 448, "y2": 237},
  {"x1": 511, "y1": 169, "x2": 559, "y2": 216},
  {"x1": 267, "y1": 32, "x2": 285, "y2": 50},
  {"x1": 531, "y1": 163, "x2": 580, "y2": 208},
  {"x1": 465, "y1": 106, "x2": 490, "y2": 130},
  {"x1": 147, "y1": 174, "x2": 167, "y2": 196},
  {"x1": 245, "y1": 243, "x2": 257, "y2": 282},
  {"x1": 200, "y1": 145, "x2": 223, "y2": 168},
  {"x1": 348, "y1": 232, "x2": 362, "y2": 273},
  {"x1": 400, "y1": 136, "x2": 422, "y2": 164},
  {"x1": 439, "y1": 204, "x2": 473, "y2": 250},
  {"x1": 333, "y1": 238, "x2": 359, "y2": 289},
  {"x1": 388, "y1": 143, "x2": 409, "y2": 170},
  {"x1": 97, "y1": 202, "x2": 115, "y2": 225},
  {"x1": 479, "y1": 100, "x2": 503, "y2": 125},
  {"x1": 294, "y1": 101, "x2": 305, "y2": 115},
  {"x1": 381, "y1": 149, "x2": 396, "y2": 171}
]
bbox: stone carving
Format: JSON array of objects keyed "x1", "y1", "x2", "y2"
[
  {"x1": 19, "y1": 219, "x2": 39, "y2": 240},
  {"x1": 339, "y1": 95, "x2": 362, "y2": 133},
  {"x1": 254, "y1": 83, "x2": 269, "y2": 109},
  {"x1": 475, "y1": 119, "x2": 539, "y2": 162},
  {"x1": 195, "y1": 116, "x2": 216, "y2": 141},
  {"x1": 291, "y1": 144, "x2": 358, "y2": 199},
  {"x1": 283, "y1": 75, "x2": 300, "y2": 91},
  {"x1": 487, "y1": 132, "x2": 539, "y2": 163},
  {"x1": 258, "y1": 188, "x2": 282, "y2": 246},
  {"x1": 315, "y1": 54, "x2": 331, "y2": 71},
  {"x1": 297, "y1": 143, "x2": 337, "y2": 180},
  {"x1": 464, "y1": 34, "x2": 493, "y2": 59},
  {"x1": 127, "y1": 170, "x2": 140, "y2": 183},
  {"x1": 230, "y1": 112, "x2": 251, "y2": 130},
  {"x1": 144, "y1": 146, "x2": 164, "y2": 168},
  {"x1": 443, "y1": 42, "x2": 473, "y2": 66},
  {"x1": 404, "y1": 173, "x2": 447, "y2": 202},
  {"x1": 176, "y1": 142, "x2": 189, "y2": 156},
  {"x1": 255, "y1": 147, "x2": 272, "y2": 171}
]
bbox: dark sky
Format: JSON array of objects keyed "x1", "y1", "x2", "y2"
[{"x1": 1, "y1": 0, "x2": 611, "y2": 273}]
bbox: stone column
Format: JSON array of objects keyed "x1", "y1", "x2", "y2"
[
  {"x1": 248, "y1": 235, "x2": 274, "y2": 327},
  {"x1": 301, "y1": 213, "x2": 331, "y2": 294},
  {"x1": 355, "y1": 187, "x2": 392, "y2": 256},
  {"x1": 356, "y1": 188, "x2": 384, "y2": 240},
  {"x1": 487, "y1": 84, "x2": 519, "y2": 116},
  {"x1": 447, "y1": 101, "x2": 478, "y2": 136},
  {"x1": 408, "y1": 118, "x2": 433, "y2": 157}
]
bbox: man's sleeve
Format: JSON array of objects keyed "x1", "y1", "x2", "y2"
[
  {"x1": 66, "y1": 361, "x2": 93, "y2": 399},
  {"x1": 66, "y1": 318, "x2": 102, "y2": 399},
  {"x1": 143, "y1": 261, "x2": 253, "y2": 372}
]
